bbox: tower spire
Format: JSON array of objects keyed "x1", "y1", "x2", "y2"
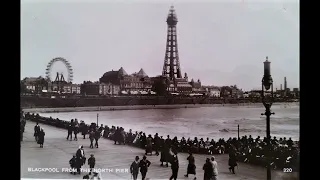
[{"x1": 162, "y1": 6, "x2": 182, "y2": 81}]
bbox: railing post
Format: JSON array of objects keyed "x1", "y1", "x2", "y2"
[{"x1": 238, "y1": 124, "x2": 240, "y2": 140}]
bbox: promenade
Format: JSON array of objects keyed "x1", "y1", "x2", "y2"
[{"x1": 21, "y1": 121, "x2": 298, "y2": 180}]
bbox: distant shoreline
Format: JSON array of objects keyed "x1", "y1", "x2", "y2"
[{"x1": 23, "y1": 102, "x2": 298, "y2": 113}]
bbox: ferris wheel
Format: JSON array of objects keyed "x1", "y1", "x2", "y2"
[{"x1": 45, "y1": 57, "x2": 73, "y2": 83}]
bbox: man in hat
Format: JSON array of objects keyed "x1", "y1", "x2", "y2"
[
  {"x1": 75, "y1": 146, "x2": 84, "y2": 174},
  {"x1": 34, "y1": 122, "x2": 40, "y2": 142},
  {"x1": 154, "y1": 133, "x2": 160, "y2": 156},
  {"x1": 88, "y1": 154, "x2": 95, "y2": 175},
  {"x1": 94, "y1": 128, "x2": 101, "y2": 148},
  {"x1": 89, "y1": 130, "x2": 95, "y2": 148},
  {"x1": 76, "y1": 145, "x2": 86, "y2": 169},
  {"x1": 80, "y1": 121, "x2": 87, "y2": 139},
  {"x1": 211, "y1": 156, "x2": 218, "y2": 180},
  {"x1": 170, "y1": 150, "x2": 179, "y2": 180},
  {"x1": 67, "y1": 124, "x2": 73, "y2": 141},
  {"x1": 130, "y1": 156, "x2": 140, "y2": 180},
  {"x1": 139, "y1": 155, "x2": 151, "y2": 180},
  {"x1": 161, "y1": 135, "x2": 171, "y2": 167}
]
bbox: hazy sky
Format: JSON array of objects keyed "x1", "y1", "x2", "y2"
[{"x1": 21, "y1": 0, "x2": 299, "y2": 91}]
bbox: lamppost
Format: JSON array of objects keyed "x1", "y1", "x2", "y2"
[
  {"x1": 261, "y1": 56, "x2": 275, "y2": 180},
  {"x1": 97, "y1": 113, "x2": 99, "y2": 127}
]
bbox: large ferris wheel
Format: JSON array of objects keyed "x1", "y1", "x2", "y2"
[{"x1": 45, "y1": 57, "x2": 73, "y2": 83}]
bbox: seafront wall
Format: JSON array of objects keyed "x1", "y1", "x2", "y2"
[
  {"x1": 21, "y1": 96, "x2": 277, "y2": 109},
  {"x1": 23, "y1": 103, "x2": 260, "y2": 113},
  {"x1": 20, "y1": 96, "x2": 223, "y2": 108}
]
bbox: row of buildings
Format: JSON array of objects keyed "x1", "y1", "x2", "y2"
[
  {"x1": 21, "y1": 67, "x2": 299, "y2": 99},
  {"x1": 20, "y1": 67, "x2": 239, "y2": 98}
]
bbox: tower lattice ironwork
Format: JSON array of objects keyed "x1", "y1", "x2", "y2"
[{"x1": 162, "y1": 6, "x2": 182, "y2": 81}]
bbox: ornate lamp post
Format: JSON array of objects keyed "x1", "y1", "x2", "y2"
[{"x1": 261, "y1": 56, "x2": 275, "y2": 180}]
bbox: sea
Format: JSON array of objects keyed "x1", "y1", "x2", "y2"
[{"x1": 39, "y1": 103, "x2": 299, "y2": 141}]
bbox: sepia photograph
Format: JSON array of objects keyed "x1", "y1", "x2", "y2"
[{"x1": 21, "y1": 0, "x2": 299, "y2": 179}]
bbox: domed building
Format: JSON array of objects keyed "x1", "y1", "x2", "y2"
[{"x1": 99, "y1": 67, "x2": 153, "y2": 94}]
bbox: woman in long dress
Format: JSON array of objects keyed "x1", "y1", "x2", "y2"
[
  {"x1": 38, "y1": 128, "x2": 45, "y2": 148},
  {"x1": 145, "y1": 135, "x2": 153, "y2": 155},
  {"x1": 184, "y1": 152, "x2": 196, "y2": 179}
]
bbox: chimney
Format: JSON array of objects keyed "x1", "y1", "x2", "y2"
[
  {"x1": 280, "y1": 84, "x2": 282, "y2": 91},
  {"x1": 284, "y1": 77, "x2": 287, "y2": 90}
]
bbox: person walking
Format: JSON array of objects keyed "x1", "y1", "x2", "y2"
[
  {"x1": 185, "y1": 152, "x2": 196, "y2": 179},
  {"x1": 76, "y1": 145, "x2": 86, "y2": 174},
  {"x1": 94, "y1": 129, "x2": 101, "y2": 148},
  {"x1": 139, "y1": 155, "x2": 151, "y2": 180},
  {"x1": 74, "y1": 123, "x2": 79, "y2": 141},
  {"x1": 154, "y1": 133, "x2": 160, "y2": 156},
  {"x1": 38, "y1": 128, "x2": 45, "y2": 148},
  {"x1": 89, "y1": 130, "x2": 95, "y2": 149},
  {"x1": 67, "y1": 124, "x2": 73, "y2": 141},
  {"x1": 170, "y1": 151, "x2": 179, "y2": 180},
  {"x1": 130, "y1": 156, "x2": 140, "y2": 180},
  {"x1": 203, "y1": 158, "x2": 213, "y2": 180},
  {"x1": 34, "y1": 122, "x2": 40, "y2": 142},
  {"x1": 145, "y1": 134, "x2": 153, "y2": 155},
  {"x1": 228, "y1": 148, "x2": 237, "y2": 174},
  {"x1": 69, "y1": 155, "x2": 77, "y2": 175},
  {"x1": 211, "y1": 156, "x2": 218, "y2": 180},
  {"x1": 88, "y1": 154, "x2": 96, "y2": 175}
]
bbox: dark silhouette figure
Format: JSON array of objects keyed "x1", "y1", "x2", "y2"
[
  {"x1": 82, "y1": 174, "x2": 90, "y2": 179},
  {"x1": 161, "y1": 135, "x2": 171, "y2": 167},
  {"x1": 34, "y1": 123, "x2": 40, "y2": 142},
  {"x1": 74, "y1": 124, "x2": 79, "y2": 141},
  {"x1": 76, "y1": 145, "x2": 85, "y2": 174},
  {"x1": 154, "y1": 133, "x2": 160, "y2": 156},
  {"x1": 203, "y1": 158, "x2": 213, "y2": 180},
  {"x1": 130, "y1": 156, "x2": 140, "y2": 180},
  {"x1": 69, "y1": 155, "x2": 77, "y2": 175},
  {"x1": 114, "y1": 127, "x2": 120, "y2": 144},
  {"x1": 94, "y1": 129, "x2": 101, "y2": 148},
  {"x1": 170, "y1": 151, "x2": 179, "y2": 180},
  {"x1": 88, "y1": 154, "x2": 95, "y2": 175},
  {"x1": 228, "y1": 148, "x2": 237, "y2": 174},
  {"x1": 89, "y1": 130, "x2": 95, "y2": 148},
  {"x1": 80, "y1": 121, "x2": 88, "y2": 139},
  {"x1": 145, "y1": 134, "x2": 153, "y2": 155},
  {"x1": 185, "y1": 152, "x2": 196, "y2": 179},
  {"x1": 139, "y1": 155, "x2": 151, "y2": 180},
  {"x1": 67, "y1": 125, "x2": 73, "y2": 141},
  {"x1": 38, "y1": 128, "x2": 45, "y2": 148}
]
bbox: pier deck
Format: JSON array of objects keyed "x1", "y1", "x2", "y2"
[{"x1": 21, "y1": 121, "x2": 298, "y2": 180}]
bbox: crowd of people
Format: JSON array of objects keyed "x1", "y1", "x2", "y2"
[{"x1": 23, "y1": 112, "x2": 299, "y2": 174}]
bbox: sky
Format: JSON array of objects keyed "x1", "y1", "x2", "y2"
[{"x1": 21, "y1": 0, "x2": 299, "y2": 91}]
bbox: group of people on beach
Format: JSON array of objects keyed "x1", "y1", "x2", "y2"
[{"x1": 24, "y1": 112, "x2": 299, "y2": 179}]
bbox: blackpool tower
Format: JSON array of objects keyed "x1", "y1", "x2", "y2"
[{"x1": 162, "y1": 6, "x2": 182, "y2": 80}]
